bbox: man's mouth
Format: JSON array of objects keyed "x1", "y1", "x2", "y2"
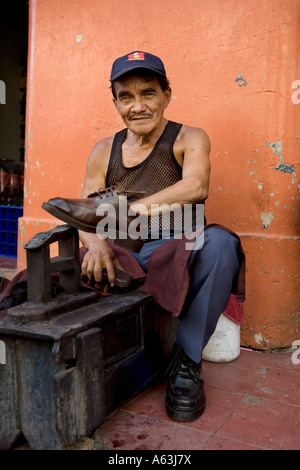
[{"x1": 130, "y1": 115, "x2": 152, "y2": 121}]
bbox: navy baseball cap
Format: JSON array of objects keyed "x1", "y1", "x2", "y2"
[{"x1": 110, "y1": 51, "x2": 167, "y2": 82}]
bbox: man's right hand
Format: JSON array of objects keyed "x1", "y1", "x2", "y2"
[{"x1": 80, "y1": 233, "x2": 124, "y2": 287}]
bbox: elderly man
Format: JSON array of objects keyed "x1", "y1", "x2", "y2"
[{"x1": 43, "y1": 51, "x2": 244, "y2": 422}]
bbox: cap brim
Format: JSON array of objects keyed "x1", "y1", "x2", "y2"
[{"x1": 110, "y1": 65, "x2": 166, "y2": 82}]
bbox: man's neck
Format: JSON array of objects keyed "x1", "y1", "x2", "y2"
[{"x1": 125, "y1": 118, "x2": 168, "y2": 150}]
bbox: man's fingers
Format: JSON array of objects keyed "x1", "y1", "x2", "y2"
[
  {"x1": 105, "y1": 262, "x2": 116, "y2": 287},
  {"x1": 81, "y1": 246, "x2": 125, "y2": 287},
  {"x1": 81, "y1": 256, "x2": 95, "y2": 281}
]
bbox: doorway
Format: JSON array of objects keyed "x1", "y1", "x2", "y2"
[{"x1": 0, "y1": 2, "x2": 28, "y2": 264}]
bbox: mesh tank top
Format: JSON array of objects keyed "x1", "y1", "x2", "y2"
[{"x1": 105, "y1": 120, "x2": 198, "y2": 231}]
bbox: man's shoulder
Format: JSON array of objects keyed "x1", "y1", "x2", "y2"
[
  {"x1": 180, "y1": 124, "x2": 210, "y2": 139},
  {"x1": 176, "y1": 124, "x2": 211, "y2": 149},
  {"x1": 92, "y1": 135, "x2": 115, "y2": 154},
  {"x1": 86, "y1": 135, "x2": 115, "y2": 171}
]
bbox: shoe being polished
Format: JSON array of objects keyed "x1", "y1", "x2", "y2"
[
  {"x1": 42, "y1": 183, "x2": 146, "y2": 252},
  {"x1": 165, "y1": 343, "x2": 206, "y2": 422}
]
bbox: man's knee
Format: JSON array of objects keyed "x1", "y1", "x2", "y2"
[
  {"x1": 189, "y1": 227, "x2": 239, "y2": 271},
  {"x1": 205, "y1": 227, "x2": 238, "y2": 252}
]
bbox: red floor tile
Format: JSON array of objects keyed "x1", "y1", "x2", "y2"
[
  {"x1": 215, "y1": 396, "x2": 300, "y2": 450},
  {"x1": 251, "y1": 366, "x2": 300, "y2": 406},
  {"x1": 202, "y1": 356, "x2": 268, "y2": 394},
  {"x1": 202, "y1": 434, "x2": 266, "y2": 450},
  {"x1": 99, "y1": 410, "x2": 210, "y2": 450},
  {"x1": 239, "y1": 349, "x2": 296, "y2": 371},
  {"x1": 123, "y1": 382, "x2": 167, "y2": 421}
]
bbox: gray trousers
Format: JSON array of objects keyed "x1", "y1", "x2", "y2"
[{"x1": 131, "y1": 227, "x2": 240, "y2": 363}]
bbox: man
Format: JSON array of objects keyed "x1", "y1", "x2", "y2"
[{"x1": 43, "y1": 51, "x2": 244, "y2": 422}]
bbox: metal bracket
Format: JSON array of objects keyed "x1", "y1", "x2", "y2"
[
  {"x1": 6, "y1": 225, "x2": 98, "y2": 321},
  {"x1": 24, "y1": 224, "x2": 81, "y2": 303}
]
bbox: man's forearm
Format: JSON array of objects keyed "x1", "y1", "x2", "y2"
[
  {"x1": 129, "y1": 177, "x2": 208, "y2": 216},
  {"x1": 79, "y1": 230, "x2": 106, "y2": 249}
]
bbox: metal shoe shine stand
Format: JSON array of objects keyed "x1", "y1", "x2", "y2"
[{"x1": 0, "y1": 225, "x2": 176, "y2": 450}]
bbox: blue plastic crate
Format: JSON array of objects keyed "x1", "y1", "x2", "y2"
[{"x1": 0, "y1": 206, "x2": 23, "y2": 258}]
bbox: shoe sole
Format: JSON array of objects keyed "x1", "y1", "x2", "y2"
[
  {"x1": 166, "y1": 398, "x2": 206, "y2": 422},
  {"x1": 42, "y1": 202, "x2": 146, "y2": 253},
  {"x1": 42, "y1": 202, "x2": 96, "y2": 233}
]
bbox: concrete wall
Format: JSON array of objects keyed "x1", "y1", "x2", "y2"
[{"x1": 19, "y1": 0, "x2": 300, "y2": 349}]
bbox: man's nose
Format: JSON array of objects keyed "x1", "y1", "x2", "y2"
[{"x1": 131, "y1": 99, "x2": 147, "y2": 113}]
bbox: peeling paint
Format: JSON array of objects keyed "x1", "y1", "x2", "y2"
[
  {"x1": 254, "y1": 332, "x2": 269, "y2": 345},
  {"x1": 274, "y1": 162, "x2": 296, "y2": 175},
  {"x1": 235, "y1": 73, "x2": 247, "y2": 87},
  {"x1": 265, "y1": 139, "x2": 296, "y2": 175},
  {"x1": 76, "y1": 34, "x2": 82, "y2": 43},
  {"x1": 261, "y1": 211, "x2": 274, "y2": 228}
]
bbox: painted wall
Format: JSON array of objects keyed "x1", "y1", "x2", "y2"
[{"x1": 20, "y1": 0, "x2": 300, "y2": 349}]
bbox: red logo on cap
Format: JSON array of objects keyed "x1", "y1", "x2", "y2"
[{"x1": 128, "y1": 52, "x2": 145, "y2": 61}]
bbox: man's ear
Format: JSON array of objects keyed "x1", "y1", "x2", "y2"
[{"x1": 164, "y1": 88, "x2": 172, "y2": 108}]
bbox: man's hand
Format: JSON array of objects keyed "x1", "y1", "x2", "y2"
[{"x1": 80, "y1": 234, "x2": 124, "y2": 287}]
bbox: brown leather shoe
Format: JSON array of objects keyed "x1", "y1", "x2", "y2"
[{"x1": 42, "y1": 183, "x2": 147, "y2": 252}]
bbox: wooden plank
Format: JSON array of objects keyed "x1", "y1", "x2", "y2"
[
  {"x1": 17, "y1": 339, "x2": 64, "y2": 449},
  {"x1": 75, "y1": 328, "x2": 106, "y2": 435},
  {"x1": 0, "y1": 336, "x2": 21, "y2": 449}
]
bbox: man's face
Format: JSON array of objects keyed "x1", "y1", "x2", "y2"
[{"x1": 113, "y1": 74, "x2": 171, "y2": 135}]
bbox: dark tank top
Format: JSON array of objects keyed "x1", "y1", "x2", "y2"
[{"x1": 105, "y1": 120, "x2": 199, "y2": 232}]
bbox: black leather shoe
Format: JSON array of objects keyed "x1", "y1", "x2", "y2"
[{"x1": 165, "y1": 344, "x2": 206, "y2": 422}]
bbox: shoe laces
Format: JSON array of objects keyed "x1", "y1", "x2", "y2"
[
  {"x1": 165, "y1": 344, "x2": 202, "y2": 384},
  {"x1": 88, "y1": 183, "x2": 145, "y2": 199},
  {"x1": 177, "y1": 355, "x2": 202, "y2": 384}
]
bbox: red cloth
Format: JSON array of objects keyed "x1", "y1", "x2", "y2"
[
  {"x1": 108, "y1": 223, "x2": 246, "y2": 325},
  {"x1": 3, "y1": 224, "x2": 245, "y2": 325}
]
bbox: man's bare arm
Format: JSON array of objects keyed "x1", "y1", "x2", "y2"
[{"x1": 79, "y1": 137, "x2": 124, "y2": 286}]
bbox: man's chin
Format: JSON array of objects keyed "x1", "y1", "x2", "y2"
[{"x1": 128, "y1": 119, "x2": 156, "y2": 134}]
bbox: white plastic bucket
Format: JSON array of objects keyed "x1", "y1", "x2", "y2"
[{"x1": 202, "y1": 313, "x2": 240, "y2": 362}]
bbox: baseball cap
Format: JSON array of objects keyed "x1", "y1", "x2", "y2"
[{"x1": 110, "y1": 51, "x2": 167, "y2": 82}]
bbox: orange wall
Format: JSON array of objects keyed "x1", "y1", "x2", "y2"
[{"x1": 20, "y1": 0, "x2": 300, "y2": 349}]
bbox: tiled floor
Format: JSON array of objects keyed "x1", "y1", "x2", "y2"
[{"x1": 96, "y1": 349, "x2": 300, "y2": 450}]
